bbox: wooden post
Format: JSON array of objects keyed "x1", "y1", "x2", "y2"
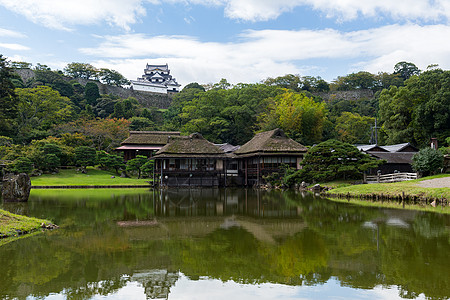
[
  {"x1": 160, "y1": 159, "x2": 163, "y2": 187},
  {"x1": 245, "y1": 159, "x2": 248, "y2": 186},
  {"x1": 257, "y1": 156, "x2": 260, "y2": 187}
]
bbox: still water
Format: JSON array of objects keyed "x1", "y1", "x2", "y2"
[{"x1": 0, "y1": 188, "x2": 449, "y2": 300}]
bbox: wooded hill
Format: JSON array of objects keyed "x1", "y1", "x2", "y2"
[{"x1": 1, "y1": 56, "x2": 449, "y2": 155}]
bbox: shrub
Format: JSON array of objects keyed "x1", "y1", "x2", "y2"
[{"x1": 412, "y1": 148, "x2": 444, "y2": 176}]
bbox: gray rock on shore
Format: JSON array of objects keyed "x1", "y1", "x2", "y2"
[{"x1": 1, "y1": 173, "x2": 31, "y2": 202}]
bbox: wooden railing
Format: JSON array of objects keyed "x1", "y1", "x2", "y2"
[{"x1": 365, "y1": 172, "x2": 418, "y2": 183}]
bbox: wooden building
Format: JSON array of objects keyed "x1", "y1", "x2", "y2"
[
  {"x1": 115, "y1": 131, "x2": 180, "y2": 161},
  {"x1": 153, "y1": 133, "x2": 227, "y2": 187},
  {"x1": 358, "y1": 143, "x2": 419, "y2": 174},
  {"x1": 233, "y1": 129, "x2": 307, "y2": 186}
]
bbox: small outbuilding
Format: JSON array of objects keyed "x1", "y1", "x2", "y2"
[{"x1": 358, "y1": 142, "x2": 419, "y2": 174}]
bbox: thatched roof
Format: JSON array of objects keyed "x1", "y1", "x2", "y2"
[
  {"x1": 234, "y1": 129, "x2": 307, "y2": 157},
  {"x1": 121, "y1": 131, "x2": 181, "y2": 145},
  {"x1": 153, "y1": 133, "x2": 226, "y2": 158}
]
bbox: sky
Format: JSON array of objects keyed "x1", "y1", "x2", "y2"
[{"x1": 0, "y1": 0, "x2": 449, "y2": 87}]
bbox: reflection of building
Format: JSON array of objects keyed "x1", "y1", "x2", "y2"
[
  {"x1": 357, "y1": 143, "x2": 419, "y2": 174},
  {"x1": 131, "y1": 270, "x2": 179, "y2": 300},
  {"x1": 116, "y1": 131, "x2": 180, "y2": 161},
  {"x1": 130, "y1": 64, "x2": 180, "y2": 95}
]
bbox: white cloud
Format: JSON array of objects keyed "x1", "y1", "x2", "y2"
[
  {"x1": 1, "y1": 0, "x2": 448, "y2": 31},
  {"x1": 0, "y1": 27, "x2": 26, "y2": 38},
  {"x1": 219, "y1": 0, "x2": 450, "y2": 22},
  {"x1": 0, "y1": 43, "x2": 30, "y2": 51},
  {"x1": 0, "y1": 0, "x2": 156, "y2": 30},
  {"x1": 79, "y1": 24, "x2": 450, "y2": 84}
]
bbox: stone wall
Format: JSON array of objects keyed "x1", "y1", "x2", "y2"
[
  {"x1": 14, "y1": 69, "x2": 173, "y2": 109},
  {"x1": 15, "y1": 68, "x2": 36, "y2": 83},
  {"x1": 314, "y1": 89, "x2": 374, "y2": 102},
  {"x1": 75, "y1": 78, "x2": 173, "y2": 109}
]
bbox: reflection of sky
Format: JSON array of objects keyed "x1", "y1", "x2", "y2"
[{"x1": 39, "y1": 273, "x2": 427, "y2": 300}]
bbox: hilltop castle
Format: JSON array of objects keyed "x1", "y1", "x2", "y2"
[{"x1": 130, "y1": 64, "x2": 180, "y2": 95}]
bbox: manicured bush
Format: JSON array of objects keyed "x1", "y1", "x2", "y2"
[{"x1": 412, "y1": 148, "x2": 444, "y2": 176}]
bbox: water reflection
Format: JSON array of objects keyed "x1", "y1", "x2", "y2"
[{"x1": 0, "y1": 188, "x2": 449, "y2": 300}]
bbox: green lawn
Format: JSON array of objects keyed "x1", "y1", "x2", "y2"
[
  {"x1": 0, "y1": 209, "x2": 52, "y2": 244},
  {"x1": 325, "y1": 174, "x2": 450, "y2": 199},
  {"x1": 31, "y1": 168, "x2": 151, "y2": 186}
]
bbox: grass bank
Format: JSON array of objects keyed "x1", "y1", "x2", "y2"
[
  {"x1": 320, "y1": 174, "x2": 450, "y2": 214},
  {"x1": 325, "y1": 174, "x2": 450, "y2": 199},
  {"x1": 0, "y1": 209, "x2": 53, "y2": 245},
  {"x1": 31, "y1": 168, "x2": 151, "y2": 187}
]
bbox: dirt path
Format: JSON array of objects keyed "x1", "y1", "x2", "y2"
[{"x1": 417, "y1": 177, "x2": 450, "y2": 188}]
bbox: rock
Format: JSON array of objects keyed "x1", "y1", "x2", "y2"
[
  {"x1": 2, "y1": 173, "x2": 31, "y2": 202},
  {"x1": 41, "y1": 223, "x2": 59, "y2": 230},
  {"x1": 312, "y1": 184, "x2": 321, "y2": 192},
  {"x1": 300, "y1": 181, "x2": 308, "y2": 190},
  {"x1": 111, "y1": 176, "x2": 115, "y2": 179}
]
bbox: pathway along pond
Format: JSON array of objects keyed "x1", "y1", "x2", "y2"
[{"x1": 0, "y1": 188, "x2": 449, "y2": 300}]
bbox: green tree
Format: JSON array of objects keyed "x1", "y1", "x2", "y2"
[
  {"x1": 15, "y1": 86, "x2": 74, "y2": 142},
  {"x1": 129, "y1": 117, "x2": 155, "y2": 131},
  {"x1": 74, "y1": 146, "x2": 97, "y2": 172},
  {"x1": 298, "y1": 139, "x2": 383, "y2": 182},
  {"x1": 0, "y1": 54, "x2": 18, "y2": 136},
  {"x1": 93, "y1": 95, "x2": 118, "y2": 118},
  {"x1": 11, "y1": 61, "x2": 32, "y2": 69},
  {"x1": 412, "y1": 148, "x2": 444, "y2": 176},
  {"x1": 99, "y1": 68, "x2": 129, "y2": 86},
  {"x1": 126, "y1": 155, "x2": 148, "y2": 178},
  {"x1": 182, "y1": 82, "x2": 205, "y2": 92},
  {"x1": 259, "y1": 91, "x2": 327, "y2": 145},
  {"x1": 84, "y1": 82, "x2": 100, "y2": 106},
  {"x1": 64, "y1": 62, "x2": 98, "y2": 79},
  {"x1": 379, "y1": 69, "x2": 450, "y2": 146},
  {"x1": 335, "y1": 112, "x2": 374, "y2": 144},
  {"x1": 331, "y1": 71, "x2": 377, "y2": 91},
  {"x1": 112, "y1": 101, "x2": 125, "y2": 118},
  {"x1": 12, "y1": 156, "x2": 33, "y2": 174},
  {"x1": 97, "y1": 151, "x2": 124, "y2": 174},
  {"x1": 141, "y1": 159, "x2": 154, "y2": 178},
  {"x1": 42, "y1": 153, "x2": 60, "y2": 172},
  {"x1": 264, "y1": 74, "x2": 301, "y2": 92},
  {"x1": 394, "y1": 61, "x2": 420, "y2": 80}
]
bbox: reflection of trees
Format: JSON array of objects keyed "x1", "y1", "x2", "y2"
[
  {"x1": 0, "y1": 189, "x2": 449, "y2": 300},
  {"x1": 169, "y1": 227, "x2": 329, "y2": 286}
]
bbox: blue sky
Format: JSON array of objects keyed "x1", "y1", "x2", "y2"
[{"x1": 0, "y1": 0, "x2": 449, "y2": 86}]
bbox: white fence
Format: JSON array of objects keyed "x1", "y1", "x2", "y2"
[{"x1": 365, "y1": 172, "x2": 418, "y2": 184}]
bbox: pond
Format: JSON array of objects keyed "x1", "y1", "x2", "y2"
[{"x1": 0, "y1": 188, "x2": 449, "y2": 300}]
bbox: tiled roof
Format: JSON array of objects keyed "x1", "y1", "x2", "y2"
[
  {"x1": 234, "y1": 128, "x2": 307, "y2": 156},
  {"x1": 367, "y1": 152, "x2": 416, "y2": 164},
  {"x1": 357, "y1": 143, "x2": 418, "y2": 153}
]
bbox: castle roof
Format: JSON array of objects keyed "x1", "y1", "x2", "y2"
[{"x1": 146, "y1": 64, "x2": 168, "y2": 71}]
